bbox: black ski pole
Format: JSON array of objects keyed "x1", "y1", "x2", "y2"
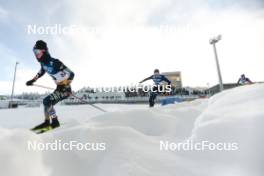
[{"x1": 33, "y1": 84, "x2": 107, "y2": 112}]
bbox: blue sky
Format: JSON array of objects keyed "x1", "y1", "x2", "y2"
[{"x1": 0, "y1": 0, "x2": 263, "y2": 94}]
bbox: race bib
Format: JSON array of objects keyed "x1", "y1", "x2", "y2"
[{"x1": 52, "y1": 70, "x2": 70, "y2": 82}]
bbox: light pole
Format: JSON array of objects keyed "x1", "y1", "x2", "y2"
[
  {"x1": 210, "y1": 35, "x2": 224, "y2": 92},
  {"x1": 11, "y1": 62, "x2": 19, "y2": 102}
]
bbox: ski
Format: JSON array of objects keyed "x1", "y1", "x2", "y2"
[
  {"x1": 33, "y1": 126, "x2": 52, "y2": 134},
  {"x1": 31, "y1": 121, "x2": 63, "y2": 134},
  {"x1": 31, "y1": 125, "x2": 60, "y2": 134}
]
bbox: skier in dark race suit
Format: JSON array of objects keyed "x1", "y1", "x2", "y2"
[
  {"x1": 140, "y1": 69, "x2": 171, "y2": 107},
  {"x1": 26, "y1": 40, "x2": 74, "y2": 132}
]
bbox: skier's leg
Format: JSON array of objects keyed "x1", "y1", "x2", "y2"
[
  {"x1": 149, "y1": 92, "x2": 157, "y2": 107},
  {"x1": 42, "y1": 94, "x2": 56, "y2": 128},
  {"x1": 45, "y1": 85, "x2": 72, "y2": 128},
  {"x1": 48, "y1": 106, "x2": 60, "y2": 128},
  {"x1": 149, "y1": 85, "x2": 159, "y2": 107},
  {"x1": 31, "y1": 94, "x2": 55, "y2": 131},
  {"x1": 43, "y1": 91, "x2": 62, "y2": 128},
  {"x1": 32, "y1": 86, "x2": 72, "y2": 131},
  {"x1": 149, "y1": 93, "x2": 154, "y2": 107},
  {"x1": 152, "y1": 93, "x2": 158, "y2": 107}
]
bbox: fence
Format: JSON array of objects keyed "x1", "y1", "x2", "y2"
[{"x1": 63, "y1": 95, "x2": 200, "y2": 105}]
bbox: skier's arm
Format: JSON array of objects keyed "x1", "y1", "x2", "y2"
[
  {"x1": 26, "y1": 67, "x2": 46, "y2": 86},
  {"x1": 139, "y1": 75, "x2": 153, "y2": 83},
  {"x1": 36, "y1": 67, "x2": 46, "y2": 79},
  {"x1": 237, "y1": 78, "x2": 241, "y2": 85},
  {"x1": 33, "y1": 67, "x2": 46, "y2": 81},
  {"x1": 246, "y1": 78, "x2": 253, "y2": 84},
  {"x1": 162, "y1": 75, "x2": 171, "y2": 85},
  {"x1": 53, "y1": 59, "x2": 65, "y2": 71}
]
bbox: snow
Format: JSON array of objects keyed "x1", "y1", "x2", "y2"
[
  {"x1": 0, "y1": 100, "x2": 9, "y2": 109},
  {"x1": 0, "y1": 84, "x2": 263, "y2": 176}
]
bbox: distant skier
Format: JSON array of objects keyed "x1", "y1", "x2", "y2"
[
  {"x1": 139, "y1": 69, "x2": 171, "y2": 107},
  {"x1": 237, "y1": 74, "x2": 252, "y2": 85},
  {"x1": 26, "y1": 40, "x2": 74, "y2": 133}
]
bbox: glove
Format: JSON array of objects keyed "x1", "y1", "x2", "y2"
[{"x1": 26, "y1": 79, "x2": 36, "y2": 86}]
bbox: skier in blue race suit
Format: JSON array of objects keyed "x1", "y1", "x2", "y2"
[
  {"x1": 140, "y1": 69, "x2": 171, "y2": 107},
  {"x1": 26, "y1": 40, "x2": 74, "y2": 132},
  {"x1": 237, "y1": 74, "x2": 252, "y2": 85}
]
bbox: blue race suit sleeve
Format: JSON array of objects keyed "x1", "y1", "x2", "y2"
[
  {"x1": 140, "y1": 75, "x2": 153, "y2": 83},
  {"x1": 162, "y1": 75, "x2": 171, "y2": 84}
]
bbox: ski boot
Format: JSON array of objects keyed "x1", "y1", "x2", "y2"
[
  {"x1": 51, "y1": 117, "x2": 60, "y2": 129},
  {"x1": 31, "y1": 119, "x2": 51, "y2": 131}
]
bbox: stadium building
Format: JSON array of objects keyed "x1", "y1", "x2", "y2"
[{"x1": 161, "y1": 71, "x2": 182, "y2": 88}]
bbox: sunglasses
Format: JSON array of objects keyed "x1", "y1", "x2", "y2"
[
  {"x1": 33, "y1": 49, "x2": 44, "y2": 55},
  {"x1": 33, "y1": 48, "x2": 46, "y2": 59}
]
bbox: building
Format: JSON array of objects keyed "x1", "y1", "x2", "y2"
[{"x1": 161, "y1": 71, "x2": 182, "y2": 88}]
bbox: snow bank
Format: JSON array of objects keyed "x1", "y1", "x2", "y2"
[
  {"x1": 189, "y1": 84, "x2": 264, "y2": 176},
  {"x1": 0, "y1": 84, "x2": 263, "y2": 176},
  {"x1": 0, "y1": 128, "x2": 51, "y2": 176}
]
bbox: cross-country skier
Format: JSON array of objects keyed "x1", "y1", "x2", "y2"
[
  {"x1": 237, "y1": 74, "x2": 252, "y2": 85},
  {"x1": 139, "y1": 69, "x2": 171, "y2": 107},
  {"x1": 26, "y1": 40, "x2": 74, "y2": 132}
]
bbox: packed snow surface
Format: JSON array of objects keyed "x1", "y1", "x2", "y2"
[{"x1": 0, "y1": 84, "x2": 263, "y2": 176}]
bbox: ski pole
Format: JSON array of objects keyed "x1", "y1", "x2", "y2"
[
  {"x1": 33, "y1": 84, "x2": 107, "y2": 112},
  {"x1": 69, "y1": 94, "x2": 107, "y2": 112},
  {"x1": 33, "y1": 84, "x2": 54, "y2": 90}
]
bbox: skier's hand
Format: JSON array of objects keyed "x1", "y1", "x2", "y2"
[{"x1": 26, "y1": 79, "x2": 36, "y2": 86}]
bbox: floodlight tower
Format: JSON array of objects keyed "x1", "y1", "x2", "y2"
[
  {"x1": 11, "y1": 62, "x2": 19, "y2": 101},
  {"x1": 209, "y1": 35, "x2": 224, "y2": 92}
]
